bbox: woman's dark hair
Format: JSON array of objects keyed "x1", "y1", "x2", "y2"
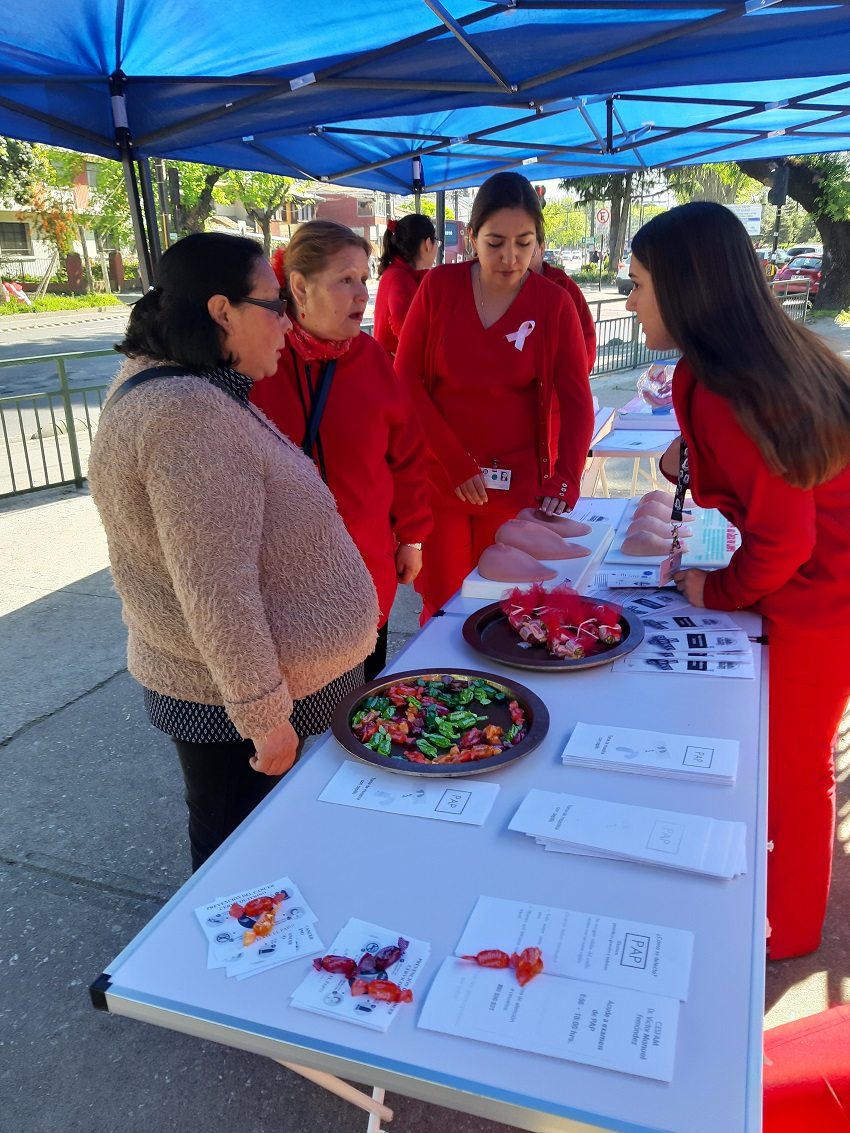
[
  {"x1": 117, "y1": 232, "x2": 265, "y2": 369},
  {"x1": 271, "y1": 220, "x2": 371, "y2": 298},
  {"x1": 631, "y1": 201, "x2": 850, "y2": 489},
  {"x1": 469, "y1": 172, "x2": 544, "y2": 243},
  {"x1": 377, "y1": 213, "x2": 436, "y2": 276}
]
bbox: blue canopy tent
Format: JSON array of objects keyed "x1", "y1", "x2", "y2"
[{"x1": 2, "y1": 0, "x2": 849, "y2": 283}]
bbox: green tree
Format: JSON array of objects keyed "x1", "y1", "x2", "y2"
[
  {"x1": 559, "y1": 173, "x2": 662, "y2": 274},
  {"x1": 166, "y1": 162, "x2": 229, "y2": 235},
  {"x1": 221, "y1": 170, "x2": 312, "y2": 255},
  {"x1": 736, "y1": 155, "x2": 850, "y2": 310},
  {"x1": 397, "y1": 195, "x2": 455, "y2": 219},
  {"x1": 541, "y1": 199, "x2": 585, "y2": 249},
  {"x1": 0, "y1": 137, "x2": 41, "y2": 206},
  {"x1": 665, "y1": 162, "x2": 761, "y2": 205}
]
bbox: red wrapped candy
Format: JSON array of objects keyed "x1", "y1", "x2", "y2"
[
  {"x1": 313, "y1": 955, "x2": 358, "y2": 977},
  {"x1": 350, "y1": 978, "x2": 413, "y2": 1003},
  {"x1": 460, "y1": 949, "x2": 512, "y2": 969},
  {"x1": 511, "y1": 947, "x2": 545, "y2": 986}
]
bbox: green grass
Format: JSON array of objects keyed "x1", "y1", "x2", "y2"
[{"x1": 0, "y1": 293, "x2": 124, "y2": 316}]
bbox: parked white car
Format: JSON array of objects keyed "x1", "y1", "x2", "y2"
[{"x1": 616, "y1": 256, "x2": 633, "y2": 295}]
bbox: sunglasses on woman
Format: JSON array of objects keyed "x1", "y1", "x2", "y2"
[{"x1": 240, "y1": 293, "x2": 288, "y2": 316}]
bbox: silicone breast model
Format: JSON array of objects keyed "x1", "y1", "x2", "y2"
[
  {"x1": 478, "y1": 543, "x2": 558, "y2": 582},
  {"x1": 495, "y1": 519, "x2": 590, "y2": 560},
  {"x1": 625, "y1": 515, "x2": 693, "y2": 540},
  {"x1": 515, "y1": 507, "x2": 593, "y2": 538},
  {"x1": 633, "y1": 500, "x2": 694, "y2": 524},
  {"x1": 621, "y1": 531, "x2": 678, "y2": 556}
]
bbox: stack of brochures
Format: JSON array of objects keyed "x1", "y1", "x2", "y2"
[
  {"x1": 290, "y1": 918, "x2": 429, "y2": 1032},
  {"x1": 509, "y1": 789, "x2": 747, "y2": 880},
  {"x1": 193, "y1": 876, "x2": 323, "y2": 980},
  {"x1": 561, "y1": 721, "x2": 739, "y2": 785},
  {"x1": 418, "y1": 895, "x2": 688, "y2": 1082},
  {"x1": 613, "y1": 613, "x2": 755, "y2": 679}
]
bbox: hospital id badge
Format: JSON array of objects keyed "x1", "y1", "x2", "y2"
[{"x1": 480, "y1": 466, "x2": 512, "y2": 491}]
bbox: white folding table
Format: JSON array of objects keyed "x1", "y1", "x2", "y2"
[
  {"x1": 583, "y1": 429, "x2": 680, "y2": 498},
  {"x1": 94, "y1": 591, "x2": 767, "y2": 1133}
]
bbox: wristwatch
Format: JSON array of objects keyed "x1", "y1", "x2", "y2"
[{"x1": 402, "y1": 542, "x2": 423, "y2": 550}]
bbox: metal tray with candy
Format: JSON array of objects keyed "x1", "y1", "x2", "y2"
[
  {"x1": 330, "y1": 668, "x2": 549, "y2": 777},
  {"x1": 462, "y1": 583, "x2": 644, "y2": 673}
]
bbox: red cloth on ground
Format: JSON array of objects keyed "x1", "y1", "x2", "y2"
[
  {"x1": 373, "y1": 258, "x2": 428, "y2": 356},
  {"x1": 251, "y1": 332, "x2": 431, "y2": 627},
  {"x1": 540, "y1": 261, "x2": 597, "y2": 373},
  {"x1": 672, "y1": 358, "x2": 850, "y2": 957},
  {"x1": 764, "y1": 1006, "x2": 850, "y2": 1131},
  {"x1": 395, "y1": 262, "x2": 593, "y2": 614}
]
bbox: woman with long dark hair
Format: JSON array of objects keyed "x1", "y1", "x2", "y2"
[
  {"x1": 373, "y1": 213, "x2": 438, "y2": 357},
  {"x1": 88, "y1": 233, "x2": 378, "y2": 871},
  {"x1": 251, "y1": 220, "x2": 431, "y2": 680},
  {"x1": 627, "y1": 201, "x2": 850, "y2": 959},
  {"x1": 395, "y1": 172, "x2": 594, "y2": 621}
]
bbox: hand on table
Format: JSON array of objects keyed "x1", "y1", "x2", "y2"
[
  {"x1": 673, "y1": 568, "x2": 708, "y2": 608},
  {"x1": 455, "y1": 474, "x2": 488, "y2": 505},
  {"x1": 395, "y1": 543, "x2": 423, "y2": 585},
  {"x1": 251, "y1": 718, "x2": 299, "y2": 776},
  {"x1": 536, "y1": 495, "x2": 569, "y2": 517}
]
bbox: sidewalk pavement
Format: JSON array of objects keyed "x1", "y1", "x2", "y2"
[{"x1": 1, "y1": 317, "x2": 849, "y2": 1132}]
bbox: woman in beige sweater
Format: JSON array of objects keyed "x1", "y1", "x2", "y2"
[{"x1": 88, "y1": 233, "x2": 378, "y2": 870}]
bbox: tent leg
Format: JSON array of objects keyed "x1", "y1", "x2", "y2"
[
  {"x1": 120, "y1": 146, "x2": 154, "y2": 290},
  {"x1": 137, "y1": 157, "x2": 162, "y2": 265}
]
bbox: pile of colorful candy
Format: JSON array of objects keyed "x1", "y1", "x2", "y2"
[
  {"x1": 461, "y1": 947, "x2": 545, "y2": 987},
  {"x1": 502, "y1": 583, "x2": 623, "y2": 660},
  {"x1": 350, "y1": 675, "x2": 526, "y2": 765},
  {"x1": 228, "y1": 889, "x2": 289, "y2": 946},
  {"x1": 314, "y1": 937, "x2": 413, "y2": 1003}
]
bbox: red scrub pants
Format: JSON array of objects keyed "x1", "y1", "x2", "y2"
[
  {"x1": 419, "y1": 504, "x2": 518, "y2": 623},
  {"x1": 766, "y1": 620, "x2": 850, "y2": 960}
]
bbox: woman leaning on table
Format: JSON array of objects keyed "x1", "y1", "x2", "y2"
[
  {"x1": 625, "y1": 201, "x2": 850, "y2": 960},
  {"x1": 88, "y1": 232, "x2": 378, "y2": 872},
  {"x1": 373, "y1": 212, "x2": 439, "y2": 357},
  {"x1": 251, "y1": 220, "x2": 431, "y2": 681},
  {"x1": 394, "y1": 172, "x2": 595, "y2": 622}
]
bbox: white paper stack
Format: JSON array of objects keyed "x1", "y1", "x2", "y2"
[
  {"x1": 290, "y1": 918, "x2": 429, "y2": 1031},
  {"x1": 613, "y1": 621, "x2": 755, "y2": 679},
  {"x1": 562, "y1": 721, "x2": 740, "y2": 785},
  {"x1": 418, "y1": 958, "x2": 680, "y2": 1082},
  {"x1": 319, "y1": 760, "x2": 499, "y2": 825},
  {"x1": 194, "y1": 876, "x2": 323, "y2": 980},
  {"x1": 509, "y1": 789, "x2": 747, "y2": 880},
  {"x1": 455, "y1": 895, "x2": 694, "y2": 1001}
]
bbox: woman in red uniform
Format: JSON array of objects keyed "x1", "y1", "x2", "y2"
[
  {"x1": 373, "y1": 213, "x2": 438, "y2": 356},
  {"x1": 531, "y1": 243, "x2": 597, "y2": 373},
  {"x1": 395, "y1": 172, "x2": 594, "y2": 621},
  {"x1": 252, "y1": 220, "x2": 432, "y2": 680},
  {"x1": 626, "y1": 201, "x2": 850, "y2": 960}
]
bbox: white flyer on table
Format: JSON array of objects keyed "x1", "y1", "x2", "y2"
[
  {"x1": 455, "y1": 896, "x2": 694, "y2": 1001},
  {"x1": 318, "y1": 760, "x2": 499, "y2": 825},
  {"x1": 290, "y1": 918, "x2": 429, "y2": 1032},
  {"x1": 638, "y1": 628, "x2": 752, "y2": 655},
  {"x1": 229, "y1": 923, "x2": 324, "y2": 980},
  {"x1": 587, "y1": 587, "x2": 692, "y2": 616},
  {"x1": 419, "y1": 958, "x2": 680, "y2": 1082},
  {"x1": 562, "y1": 721, "x2": 739, "y2": 783},
  {"x1": 195, "y1": 876, "x2": 318, "y2": 967},
  {"x1": 612, "y1": 654, "x2": 755, "y2": 679},
  {"x1": 637, "y1": 611, "x2": 744, "y2": 631},
  {"x1": 509, "y1": 789, "x2": 746, "y2": 878}
]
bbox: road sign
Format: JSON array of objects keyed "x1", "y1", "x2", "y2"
[
  {"x1": 595, "y1": 207, "x2": 611, "y2": 230},
  {"x1": 724, "y1": 203, "x2": 762, "y2": 236}
]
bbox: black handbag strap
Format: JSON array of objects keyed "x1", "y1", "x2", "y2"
[
  {"x1": 301, "y1": 358, "x2": 337, "y2": 458},
  {"x1": 102, "y1": 366, "x2": 245, "y2": 414}
]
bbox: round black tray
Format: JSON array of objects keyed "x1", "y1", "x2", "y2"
[
  {"x1": 461, "y1": 600, "x2": 645, "y2": 673},
  {"x1": 330, "y1": 668, "x2": 550, "y2": 777}
]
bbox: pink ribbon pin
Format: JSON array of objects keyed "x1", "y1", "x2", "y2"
[{"x1": 505, "y1": 320, "x2": 535, "y2": 352}]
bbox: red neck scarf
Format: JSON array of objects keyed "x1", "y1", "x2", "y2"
[{"x1": 287, "y1": 320, "x2": 353, "y2": 363}]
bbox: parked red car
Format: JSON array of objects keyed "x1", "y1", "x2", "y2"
[{"x1": 774, "y1": 255, "x2": 822, "y2": 296}]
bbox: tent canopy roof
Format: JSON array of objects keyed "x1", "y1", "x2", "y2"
[{"x1": 2, "y1": 1, "x2": 849, "y2": 190}]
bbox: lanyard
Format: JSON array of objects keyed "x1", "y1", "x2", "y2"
[{"x1": 670, "y1": 438, "x2": 690, "y2": 554}]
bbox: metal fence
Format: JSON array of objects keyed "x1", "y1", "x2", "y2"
[
  {"x1": 0, "y1": 350, "x2": 113, "y2": 497},
  {"x1": 0, "y1": 284, "x2": 812, "y2": 499}
]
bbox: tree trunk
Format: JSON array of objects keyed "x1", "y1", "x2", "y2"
[
  {"x1": 182, "y1": 169, "x2": 226, "y2": 234},
  {"x1": 737, "y1": 158, "x2": 850, "y2": 311},
  {"x1": 606, "y1": 173, "x2": 633, "y2": 273}
]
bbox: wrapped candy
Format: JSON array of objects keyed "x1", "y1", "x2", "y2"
[
  {"x1": 229, "y1": 890, "x2": 288, "y2": 946},
  {"x1": 501, "y1": 583, "x2": 547, "y2": 631},
  {"x1": 518, "y1": 618, "x2": 548, "y2": 645},
  {"x1": 511, "y1": 947, "x2": 545, "y2": 986},
  {"x1": 350, "y1": 978, "x2": 413, "y2": 1003}
]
